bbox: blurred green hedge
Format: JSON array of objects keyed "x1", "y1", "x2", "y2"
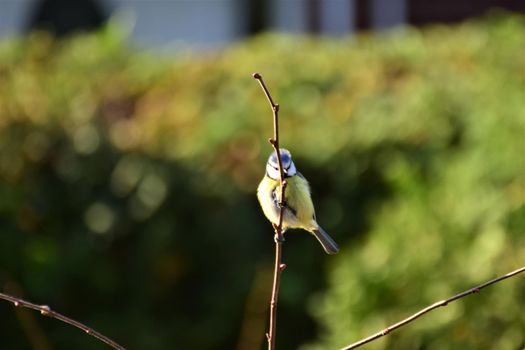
[{"x1": 0, "y1": 13, "x2": 524, "y2": 350}]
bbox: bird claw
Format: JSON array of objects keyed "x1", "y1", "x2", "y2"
[{"x1": 274, "y1": 234, "x2": 285, "y2": 243}]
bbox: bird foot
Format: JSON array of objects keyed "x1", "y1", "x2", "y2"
[{"x1": 274, "y1": 233, "x2": 285, "y2": 243}]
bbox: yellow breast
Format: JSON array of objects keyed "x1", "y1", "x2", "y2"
[{"x1": 257, "y1": 173, "x2": 317, "y2": 231}]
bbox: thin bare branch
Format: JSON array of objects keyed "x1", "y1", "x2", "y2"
[
  {"x1": 341, "y1": 265, "x2": 525, "y2": 350},
  {"x1": 0, "y1": 291, "x2": 126, "y2": 350},
  {"x1": 253, "y1": 72, "x2": 287, "y2": 350}
]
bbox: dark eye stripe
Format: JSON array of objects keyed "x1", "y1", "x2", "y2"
[
  {"x1": 271, "y1": 164, "x2": 291, "y2": 171},
  {"x1": 270, "y1": 161, "x2": 288, "y2": 168}
]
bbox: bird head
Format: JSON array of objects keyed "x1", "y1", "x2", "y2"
[{"x1": 266, "y1": 148, "x2": 297, "y2": 180}]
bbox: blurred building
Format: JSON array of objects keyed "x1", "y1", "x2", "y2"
[{"x1": 0, "y1": 0, "x2": 524, "y2": 48}]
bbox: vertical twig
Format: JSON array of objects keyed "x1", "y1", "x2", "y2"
[
  {"x1": 0, "y1": 292, "x2": 126, "y2": 350},
  {"x1": 253, "y1": 72, "x2": 287, "y2": 350}
]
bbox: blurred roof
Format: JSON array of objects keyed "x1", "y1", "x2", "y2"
[{"x1": 0, "y1": 0, "x2": 524, "y2": 49}]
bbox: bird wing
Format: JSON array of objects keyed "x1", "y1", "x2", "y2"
[
  {"x1": 296, "y1": 172, "x2": 316, "y2": 221},
  {"x1": 284, "y1": 173, "x2": 316, "y2": 229}
]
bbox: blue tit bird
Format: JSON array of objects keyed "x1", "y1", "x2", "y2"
[{"x1": 257, "y1": 149, "x2": 339, "y2": 254}]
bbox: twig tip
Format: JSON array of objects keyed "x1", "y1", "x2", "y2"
[{"x1": 252, "y1": 72, "x2": 262, "y2": 79}]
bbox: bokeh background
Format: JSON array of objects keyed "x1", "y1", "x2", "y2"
[{"x1": 1, "y1": 1, "x2": 525, "y2": 350}]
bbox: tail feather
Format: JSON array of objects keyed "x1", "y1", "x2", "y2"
[{"x1": 311, "y1": 226, "x2": 339, "y2": 254}]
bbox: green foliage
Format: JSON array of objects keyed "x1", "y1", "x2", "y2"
[{"x1": 0, "y1": 14, "x2": 524, "y2": 350}]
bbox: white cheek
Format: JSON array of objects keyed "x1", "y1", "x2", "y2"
[{"x1": 266, "y1": 164, "x2": 280, "y2": 180}]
